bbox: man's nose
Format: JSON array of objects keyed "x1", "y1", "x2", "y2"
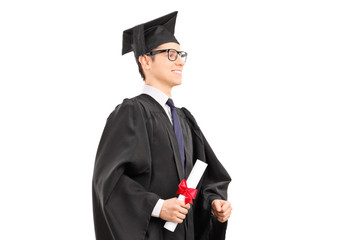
[{"x1": 175, "y1": 55, "x2": 185, "y2": 66}]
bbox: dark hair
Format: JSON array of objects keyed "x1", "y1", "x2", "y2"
[
  {"x1": 137, "y1": 60, "x2": 145, "y2": 80},
  {"x1": 137, "y1": 55, "x2": 155, "y2": 81}
]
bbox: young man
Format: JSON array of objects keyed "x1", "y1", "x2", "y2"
[{"x1": 92, "y1": 11, "x2": 232, "y2": 240}]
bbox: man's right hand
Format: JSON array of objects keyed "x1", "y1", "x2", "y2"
[{"x1": 159, "y1": 197, "x2": 190, "y2": 223}]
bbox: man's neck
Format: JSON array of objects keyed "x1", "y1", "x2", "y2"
[{"x1": 144, "y1": 80, "x2": 172, "y2": 98}]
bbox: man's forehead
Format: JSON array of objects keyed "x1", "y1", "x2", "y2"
[{"x1": 153, "y1": 42, "x2": 181, "y2": 51}]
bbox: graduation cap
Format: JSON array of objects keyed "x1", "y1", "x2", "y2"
[{"x1": 122, "y1": 11, "x2": 180, "y2": 60}]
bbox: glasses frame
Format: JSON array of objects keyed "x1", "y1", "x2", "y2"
[{"x1": 145, "y1": 49, "x2": 187, "y2": 62}]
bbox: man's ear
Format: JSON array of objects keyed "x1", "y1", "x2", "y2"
[{"x1": 138, "y1": 55, "x2": 151, "y2": 70}]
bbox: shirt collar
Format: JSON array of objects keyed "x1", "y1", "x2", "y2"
[{"x1": 142, "y1": 84, "x2": 169, "y2": 108}]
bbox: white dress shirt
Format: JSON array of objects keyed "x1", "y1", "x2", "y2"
[
  {"x1": 142, "y1": 84, "x2": 173, "y2": 217},
  {"x1": 142, "y1": 84, "x2": 173, "y2": 124}
]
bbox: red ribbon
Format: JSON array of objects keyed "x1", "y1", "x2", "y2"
[{"x1": 176, "y1": 179, "x2": 198, "y2": 205}]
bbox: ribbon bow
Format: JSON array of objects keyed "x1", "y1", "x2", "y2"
[{"x1": 176, "y1": 179, "x2": 198, "y2": 205}]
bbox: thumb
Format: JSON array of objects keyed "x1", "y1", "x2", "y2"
[{"x1": 214, "y1": 200, "x2": 222, "y2": 212}]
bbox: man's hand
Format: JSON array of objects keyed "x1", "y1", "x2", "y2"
[
  {"x1": 211, "y1": 199, "x2": 232, "y2": 223},
  {"x1": 159, "y1": 197, "x2": 191, "y2": 223}
]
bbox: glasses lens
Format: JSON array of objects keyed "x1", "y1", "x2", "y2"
[
  {"x1": 167, "y1": 49, "x2": 187, "y2": 62},
  {"x1": 168, "y1": 49, "x2": 178, "y2": 61},
  {"x1": 181, "y1": 52, "x2": 187, "y2": 62}
]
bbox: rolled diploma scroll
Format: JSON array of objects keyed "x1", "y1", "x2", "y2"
[{"x1": 164, "y1": 160, "x2": 208, "y2": 232}]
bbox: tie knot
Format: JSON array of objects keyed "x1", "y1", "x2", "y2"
[{"x1": 166, "y1": 98, "x2": 175, "y2": 109}]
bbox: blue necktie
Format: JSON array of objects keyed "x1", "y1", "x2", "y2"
[{"x1": 166, "y1": 98, "x2": 185, "y2": 174}]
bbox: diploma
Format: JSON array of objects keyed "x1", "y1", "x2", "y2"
[{"x1": 164, "y1": 160, "x2": 208, "y2": 232}]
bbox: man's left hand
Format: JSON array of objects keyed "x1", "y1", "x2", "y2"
[{"x1": 211, "y1": 199, "x2": 232, "y2": 223}]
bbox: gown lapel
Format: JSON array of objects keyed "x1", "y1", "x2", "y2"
[
  {"x1": 139, "y1": 94, "x2": 184, "y2": 182},
  {"x1": 165, "y1": 125, "x2": 184, "y2": 181},
  {"x1": 178, "y1": 109, "x2": 194, "y2": 178}
]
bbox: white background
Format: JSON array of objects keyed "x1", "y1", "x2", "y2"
[{"x1": 1, "y1": 0, "x2": 359, "y2": 239}]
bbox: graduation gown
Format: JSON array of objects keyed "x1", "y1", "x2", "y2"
[{"x1": 92, "y1": 94, "x2": 231, "y2": 240}]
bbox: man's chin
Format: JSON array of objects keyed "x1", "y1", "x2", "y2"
[{"x1": 172, "y1": 78, "x2": 182, "y2": 86}]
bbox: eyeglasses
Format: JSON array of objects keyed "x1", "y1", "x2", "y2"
[{"x1": 146, "y1": 49, "x2": 187, "y2": 63}]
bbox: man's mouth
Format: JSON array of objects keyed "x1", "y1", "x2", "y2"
[{"x1": 172, "y1": 70, "x2": 182, "y2": 75}]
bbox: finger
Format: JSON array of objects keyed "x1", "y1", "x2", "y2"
[
  {"x1": 178, "y1": 202, "x2": 189, "y2": 212},
  {"x1": 217, "y1": 211, "x2": 231, "y2": 220},
  {"x1": 217, "y1": 216, "x2": 228, "y2": 223},
  {"x1": 179, "y1": 207, "x2": 189, "y2": 215},
  {"x1": 221, "y1": 204, "x2": 232, "y2": 217},
  {"x1": 214, "y1": 200, "x2": 222, "y2": 212},
  {"x1": 178, "y1": 200, "x2": 186, "y2": 206},
  {"x1": 215, "y1": 206, "x2": 232, "y2": 218},
  {"x1": 215, "y1": 211, "x2": 225, "y2": 217},
  {"x1": 217, "y1": 210, "x2": 230, "y2": 223},
  {"x1": 174, "y1": 217, "x2": 184, "y2": 223},
  {"x1": 215, "y1": 211, "x2": 228, "y2": 218},
  {"x1": 222, "y1": 207, "x2": 232, "y2": 218},
  {"x1": 176, "y1": 212, "x2": 186, "y2": 220},
  {"x1": 221, "y1": 201, "x2": 231, "y2": 212},
  {"x1": 179, "y1": 200, "x2": 190, "y2": 209}
]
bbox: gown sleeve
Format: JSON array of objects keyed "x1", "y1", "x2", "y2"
[
  {"x1": 92, "y1": 99, "x2": 159, "y2": 240},
  {"x1": 181, "y1": 107, "x2": 232, "y2": 240}
]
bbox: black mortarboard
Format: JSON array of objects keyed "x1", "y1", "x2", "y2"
[{"x1": 122, "y1": 11, "x2": 179, "y2": 60}]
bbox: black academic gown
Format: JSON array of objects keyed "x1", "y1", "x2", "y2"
[{"x1": 92, "y1": 94, "x2": 231, "y2": 240}]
